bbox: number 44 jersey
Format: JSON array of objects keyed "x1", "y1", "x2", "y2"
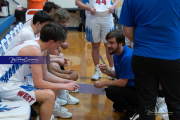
[{"x1": 86, "y1": 0, "x2": 113, "y2": 12}]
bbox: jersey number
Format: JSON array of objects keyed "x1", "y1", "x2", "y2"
[{"x1": 96, "y1": 0, "x2": 106, "y2": 5}]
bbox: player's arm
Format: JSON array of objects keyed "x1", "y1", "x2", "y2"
[
  {"x1": 50, "y1": 57, "x2": 66, "y2": 66},
  {"x1": 45, "y1": 49, "x2": 77, "y2": 80},
  {"x1": 49, "y1": 54, "x2": 62, "y2": 58},
  {"x1": 41, "y1": 60, "x2": 72, "y2": 84},
  {"x1": 75, "y1": 0, "x2": 93, "y2": 11},
  {"x1": 94, "y1": 78, "x2": 129, "y2": 88},
  {"x1": 46, "y1": 49, "x2": 69, "y2": 74},
  {"x1": 123, "y1": 26, "x2": 134, "y2": 42},
  {"x1": 23, "y1": 46, "x2": 74, "y2": 90},
  {"x1": 111, "y1": 0, "x2": 121, "y2": 9},
  {"x1": 108, "y1": 0, "x2": 121, "y2": 13}
]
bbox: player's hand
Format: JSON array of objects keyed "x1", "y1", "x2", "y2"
[
  {"x1": 69, "y1": 72, "x2": 78, "y2": 81},
  {"x1": 55, "y1": 57, "x2": 69, "y2": 66},
  {"x1": 65, "y1": 69, "x2": 74, "y2": 74},
  {"x1": 94, "y1": 81, "x2": 103, "y2": 88},
  {"x1": 64, "y1": 58, "x2": 69, "y2": 66},
  {"x1": 90, "y1": 8, "x2": 96, "y2": 15},
  {"x1": 58, "y1": 53, "x2": 64, "y2": 58},
  {"x1": 98, "y1": 63, "x2": 108, "y2": 75},
  {"x1": 64, "y1": 81, "x2": 79, "y2": 91},
  {"x1": 61, "y1": 41, "x2": 69, "y2": 50},
  {"x1": 108, "y1": 6, "x2": 114, "y2": 13}
]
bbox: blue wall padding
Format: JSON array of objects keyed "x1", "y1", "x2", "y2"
[{"x1": 0, "y1": 15, "x2": 15, "y2": 35}]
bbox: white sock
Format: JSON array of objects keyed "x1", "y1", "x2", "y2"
[{"x1": 110, "y1": 67, "x2": 115, "y2": 71}]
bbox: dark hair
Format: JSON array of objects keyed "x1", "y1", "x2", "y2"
[
  {"x1": 33, "y1": 10, "x2": 54, "y2": 25},
  {"x1": 43, "y1": 2, "x2": 61, "y2": 13},
  {"x1": 106, "y1": 30, "x2": 125, "y2": 46},
  {"x1": 40, "y1": 22, "x2": 67, "y2": 43},
  {"x1": 51, "y1": 8, "x2": 70, "y2": 23}
]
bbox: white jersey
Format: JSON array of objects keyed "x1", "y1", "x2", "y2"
[
  {"x1": 0, "y1": 40, "x2": 40, "y2": 84},
  {"x1": 0, "y1": 40, "x2": 41, "y2": 105},
  {"x1": 86, "y1": 0, "x2": 112, "y2": 12},
  {"x1": 7, "y1": 26, "x2": 35, "y2": 51}
]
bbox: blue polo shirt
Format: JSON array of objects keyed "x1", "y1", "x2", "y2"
[
  {"x1": 119, "y1": 0, "x2": 180, "y2": 60},
  {"x1": 113, "y1": 45, "x2": 134, "y2": 87}
]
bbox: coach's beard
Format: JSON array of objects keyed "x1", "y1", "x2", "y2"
[{"x1": 108, "y1": 46, "x2": 119, "y2": 55}]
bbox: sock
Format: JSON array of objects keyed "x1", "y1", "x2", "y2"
[{"x1": 110, "y1": 67, "x2": 115, "y2": 71}]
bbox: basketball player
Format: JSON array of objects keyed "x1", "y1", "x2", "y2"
[
  {"x1": 75, "y1": 0, "x2": 120, "y2": 80},
  {"x1": 22, "y1": 1, "x2": 60, "y2": 28}
]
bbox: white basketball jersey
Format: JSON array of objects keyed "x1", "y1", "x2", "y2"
[
  {"x1": 0, "y1": 40, "x2": 41, "y2": 84},
  {"x1": 86, "y1": 0, "x2": 112, "y2": 12}
]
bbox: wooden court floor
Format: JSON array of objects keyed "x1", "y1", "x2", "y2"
[{"x1": 31, "y1": 30, "x2": 167, "y2": 120}]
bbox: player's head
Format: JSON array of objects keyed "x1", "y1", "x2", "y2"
[
  {"x1": 43, "y1": 2, "x2": 61, "y2": 14},
  {"x1": 106, "y1": 30, "x2": 125, "y2": 55},
  {"x1": 51, "y1": 8, "x2": 70, "y2": 26},
  {"x1": 40, "y1": 22, "x2": 68, "y2": 49},
  {"x1": 33, "y1": 10, "x2": 54, "y2": 33}
]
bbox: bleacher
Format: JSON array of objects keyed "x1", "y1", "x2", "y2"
[
  {"x1": 0, "y1": 22, "x2": 23, "y2": 55},
  {"x1": 0, "y1": 21, "x2": 31, "y2": 120}
]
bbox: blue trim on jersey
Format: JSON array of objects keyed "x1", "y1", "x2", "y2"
[
  {"x1": 0, "y1": 46, "x2": 5, "y2": 56},
  {"x1": 20, "y1": 85, "x2": 39, "y2": 92},
  {"x1": 110, "y1": 27, "x2": 114, "y2": 32},
  {"x1": 86, "y1": 26, "x2": 94, "y2": 42},
  {"x1": 0, "y1": 104, "x2": 20, "y2": 112},
  {"x1": 27, "y1": 73, "x2": 32, "y2": 77},
  {"x1": 4, "y1": 41, "x2": 8, "y2": 50},
  {"x1": 0, "y1": 64, "x2": 23, "y2": 83}
]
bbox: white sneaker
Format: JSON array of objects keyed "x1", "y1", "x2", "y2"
[
  {"x1": 91, "y1": 66, "x2": 102, "y2": 80},
  {"x1": 69, "y1": 88, "x2": 79, "y2": 93},
  {"x1": 58, "y1": 90, "x2": 80, "y2": 105},
  {"x1": 53, "y1": 100, "x2": 72, "y2": 118},
  {"x1": 162, "y1": 114, "x2": 169, "y2": 120},
  {"x1": 36, "y1": 114, "x2": 55, "y2": 120},
  {"x1": 56, "y1": 98, "x2": 67, "y2": 106},
  {"x1": 61, "y1": 106, "x2": 68, "y2": 112},
  {"x1": 53, "y1": 105, "x2": 72, "y2": 119},
  {"x1": 54, "y1": 100, "x2": 68, "y2": 112},
  {"x1": 157, "y1": 97, "x2": 168, "y2": 114}
]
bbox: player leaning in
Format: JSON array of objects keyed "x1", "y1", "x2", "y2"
[
  {"x1": 0, "y1": 22, "x2": 79, "y2": 120},
  {"x1": 75, "y1": 0, "x2": 120, "y2": 80}
]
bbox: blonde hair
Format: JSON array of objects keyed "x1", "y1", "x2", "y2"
[{"x1": 51, "y1": 8, "x2": 70, "y2": 23}]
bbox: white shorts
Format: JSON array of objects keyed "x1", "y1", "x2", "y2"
[
  {"x1": 85, "y1": 12, "x2": 114, "y2": 43},
  {"x1": 0, "y1": 83, "x2": 37, "y2": 105}
]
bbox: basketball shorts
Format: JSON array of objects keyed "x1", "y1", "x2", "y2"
[
  {"x1": 85, "y1": 12, "x2": 114, "y2": 43},
  {"x1": 0, "y1": 83, "x2": 37, "y2": 105}
]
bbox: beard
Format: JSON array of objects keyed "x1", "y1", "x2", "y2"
[{"x1": 108, "y1": 46, "x2": 119, "y2": 55}]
